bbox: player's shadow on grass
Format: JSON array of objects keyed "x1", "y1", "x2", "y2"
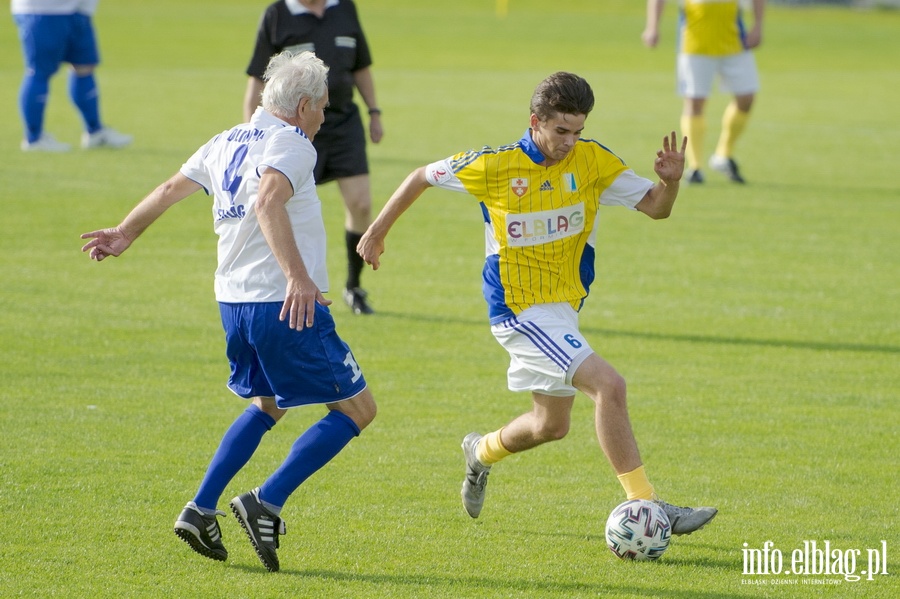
[
  {"x1": 270, "y1": 567, "x2": 755, "y2": 599},
  {"x1": 497, "y1": 527, "x2": 736, "y2": 571},
  {"x1": 372, "y1": 310, "x2": 899, "y2": 355},
  {"x1": 580, "y1": 326, "x2": 899, "y2": 355}
]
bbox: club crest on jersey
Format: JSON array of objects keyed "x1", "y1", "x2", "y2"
[{"x1": 510, "y1": 178, "x2": 529, "y2": 197}]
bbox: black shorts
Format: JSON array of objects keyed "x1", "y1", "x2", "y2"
[{"x1": 312, "y1": 110, "x2": 369, "y2": 185}]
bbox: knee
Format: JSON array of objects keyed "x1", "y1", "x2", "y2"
[
  {"x1": 253, "y1": 397, "x2": 287, "y2": 422},
  {"x1": 338, "y1": 390, "x2": 377, "y2": 431},
  {"x1": 344, "y1": 196, "x2": 372, "y2": 224},
  {"x1": 71, "y1": 64, "x2": 95, "y2": 77},
  {"x1": 355, "y1": 398, "x2": 377, "y2": 430},
  {"x1": 598, "y1": 372, "x2": 628, "y2": 408}
]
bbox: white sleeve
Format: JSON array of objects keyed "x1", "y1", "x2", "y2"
[
  {"x1": 425, "y1": 158, "x2": 468, "y2": 193},
  {"x1": 179, "y1": 137, "x2": 216, "y2": 195},
  {"x1": 599, "y1": 169, "x2": 654, "y2": 209}
]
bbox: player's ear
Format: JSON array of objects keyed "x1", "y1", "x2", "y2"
[{"x1": 296, "y1": 96, "x2": 310, "y2": 116}]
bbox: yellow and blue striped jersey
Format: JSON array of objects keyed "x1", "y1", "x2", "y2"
[
  {"x1": 425, "y1": 130, "x2": 653, "y2": 324},
  {"x1": 678, "y1": 0, "x2": 747, "y2": 56}
]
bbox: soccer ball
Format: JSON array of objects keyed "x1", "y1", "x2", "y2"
[{"x1": 605, "y1": 499, "x2": 671, "y2": 561}]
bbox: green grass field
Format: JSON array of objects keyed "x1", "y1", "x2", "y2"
[{"x1": 0, "y1": 1, "x2": 897, "y2": 597}]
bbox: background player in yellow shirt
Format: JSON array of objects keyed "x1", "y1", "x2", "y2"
[
  {"x1": 643, "y1": 0, "x2": 765, "y2": 183},
  {"x1": 357, "y1": 72, "x2": 717, "y2": 535}
]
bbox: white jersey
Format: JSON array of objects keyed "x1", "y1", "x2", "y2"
[
  {"x1": 11, "y1": 0, "x2": 98, "y2": 15},
  {"x1": 180, "y1": 107, "x2": 328, "y2": 303}
]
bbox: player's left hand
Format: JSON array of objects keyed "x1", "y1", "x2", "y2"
[
  {"x1": 280, "y1": 275, "x2": 331, "y2": 331},
  {"x1": 653, "y1": 131, "x2": 687, "y2": 184}
]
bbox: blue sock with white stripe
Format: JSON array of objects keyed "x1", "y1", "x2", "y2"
[
  {"x1": 19, "y1": 70, "x2": 50, "y2": 143},
  {"x1": 68, "y1": 71, "x2": 101, "y2": 133},
  {"x1": 193, "y1": 404, "x2": 276, "y2": 511},
  {"x1": 258, "y1": 411, "x2": 360, "y2": 509}
]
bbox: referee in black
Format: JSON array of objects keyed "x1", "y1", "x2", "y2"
[{"x1": 244, "y1": 0, "x2": 383, "y2": 315}]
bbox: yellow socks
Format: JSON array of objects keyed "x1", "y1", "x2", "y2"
[
  {"x1": 715, "y1": 102, "x2": 750, "y2": 158},
  {"x1": 477, "y1": 428, "x2": 512, "y2": 465},
  {"x1": 616, "y1": 465, "x2": 655, "y2": 501},
  {"x1": 680, "y1": 114, "x2": 706, "y2": 171}
]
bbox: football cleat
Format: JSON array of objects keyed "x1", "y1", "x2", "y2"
[
  {"x1": 230, "y1": 488, "x2": 285, "y2": 572},
  {"x1": 82, "y1": 127, "x2": 133, "y2": 149},
  {"x1": 653, "y1": 497, "x2": 718, "y2": 535},
  {"x1": 708, "y1": 154, "x2": 745, "y2": 184},
  {"x1": 343, "y1": 287, "x2": 374, "y2": 315},
  {"x1": 685, "y1": 169, "x2": 705, "y2": 184},
  {"x1": 21, "y1": 133, "x2": 71, "y2": 152},
  {"x1": 173, "y1": 501, "x2": 228, "y2": 561},
  {"x1": 461, "y1": 433, "x2": 491, "y2": 518}
]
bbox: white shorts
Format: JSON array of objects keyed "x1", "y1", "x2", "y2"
[
  {"x1": 677, "y1": 51, "x2": 759, "y2": 98},
  {"x1": 491, "y1": 303, "x2": 594, "y2": 397}
]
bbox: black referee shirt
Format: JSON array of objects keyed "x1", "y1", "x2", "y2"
[{"x1": 246, "y1": 0, "x2": 373, "y2": 116}]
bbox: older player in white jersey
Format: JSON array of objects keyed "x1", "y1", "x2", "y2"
[
  {"x1": 81, "y1": 51, "x2": 376, "y2": 573},
  {"x1": 12, "y1": 0, "x2": 131, "y2": 151}
]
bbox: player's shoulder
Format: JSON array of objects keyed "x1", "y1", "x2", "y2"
[
  {"x1": 448, "y1": 142, "x2": 520, "y2": 172},
  {"x1": 576, "y1": 137, "x2": 627, "y2": 166},
  {"x1": 267, "y1": 124, "x2": 313, "y2": 149}
]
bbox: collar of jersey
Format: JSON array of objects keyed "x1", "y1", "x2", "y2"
[
  {"x1": 286, "y1": 0, "x2": 340, "y2": 16},
  {"x1": 518, "y1": 129, "x2": 546, "y2": 165}
]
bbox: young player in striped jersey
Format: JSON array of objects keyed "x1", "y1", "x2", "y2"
[
  {"x1": 358, "y1": 72, "x2": 717, "y2": 535},
  {"x1": 643, "y1": 0, "x2": 765, "y2": 183}
]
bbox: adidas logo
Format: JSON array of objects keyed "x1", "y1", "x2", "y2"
[
  {"x1": 540, "y1": 180, "x2": 554, "y2": 191},
  {"x1": 206, "y1": 521, "x2": 221, "y2": 542}
]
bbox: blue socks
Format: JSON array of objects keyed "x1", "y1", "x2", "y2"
[
  {"x1": 68, "y1": 71, "x2": 101, "y2": 133},
  {"x1": 18, "y1": 70, "x2": 102, "y2": 141},
  {"x1": 193, "y1": 404, "x2": 276, "y2": 511},
  {"x1": 259, "y1": 411, "x2": 360, "y2": 509},
  {"x1": 19, "y1": 70, "x2": 50, "y2": 143}
]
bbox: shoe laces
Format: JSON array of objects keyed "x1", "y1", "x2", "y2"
[
  {"x1": 652, "y1": 495, "x2": 692, "y2": 515},
  {"x1": 466, "y1": 468, "x2": 489, "y2": 491}
]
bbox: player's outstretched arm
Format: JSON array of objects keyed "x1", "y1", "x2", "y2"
[
  {"x1": 636, "y1": 131, "x2": 686, "y2": 220},
  {"x1": 357, "y1": 166, "x2": 431, "y2": 270},
  {"x1": 81, "y1": 173, "x2": 201, "y2": 261}
]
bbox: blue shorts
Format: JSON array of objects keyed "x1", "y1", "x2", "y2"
[
  {"x1": 14, "y1": 13, "x2": 99, "y2": 74},
  {"x1": 219, "y1": 302, "x2": 367, "y2": 409}
]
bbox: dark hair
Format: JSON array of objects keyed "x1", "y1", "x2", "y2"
[{"x1": 529, "y1": 72, "x2": 595, "y2": 121}]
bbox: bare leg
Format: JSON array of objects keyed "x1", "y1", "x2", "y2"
[
  {"x1": 499, "y1": 392, "x2": 575, "y2": 453},
  {"x1": 571, "y1": 353, "x2": 642, "y2": 474}
]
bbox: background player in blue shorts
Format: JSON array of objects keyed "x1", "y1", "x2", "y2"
[
  {"x1": 81, "y1": 51, "x2": 376, "y2": 573},
  {"x1": 244, "y1": 0, "x2": 383, "y2": 315},
  {"x1": 358, "y1": 72, "x2": 717, "y2": 536},
  {"x1": 12, "y1": 0, "x2": 131, "y2": 151}
]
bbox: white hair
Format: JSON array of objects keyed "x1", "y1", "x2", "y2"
[{"x1": 261, "y1": 51, "x2": 329, "y2": 120}]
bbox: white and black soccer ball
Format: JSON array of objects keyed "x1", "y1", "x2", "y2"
[{"x1": 605, "y1": 499, "x2": 672, "y2": 561}]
